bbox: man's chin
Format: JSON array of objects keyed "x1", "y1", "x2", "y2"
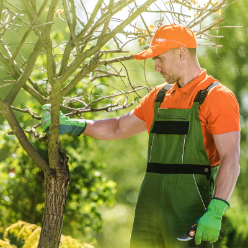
[
  {"x1": 161, "y1": 74, "x2": 174, "y2": 84},
  {"x1": 162, "y1": 76, "x2": 172, "y2": 84}
]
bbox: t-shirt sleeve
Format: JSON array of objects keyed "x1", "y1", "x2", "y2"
[
  {"x1": 202, "y1": 85, "x2": 240, "y2": 135},
  {"x1": 133, "y1": 86, "x2": 160, "y2": 121},
  {"x1": 133, "y1": 94, "x2": 148, "y2": 121}
]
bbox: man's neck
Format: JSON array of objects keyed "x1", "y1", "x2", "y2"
[{"x1": 177, "y1": 63, "x2": 202, "y2": 87}]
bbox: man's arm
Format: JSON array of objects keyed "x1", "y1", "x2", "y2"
[
  {"x1": 84, "y1": 110, "x2": 147, "y2": 140},
  {"x1": 195, "y1": 131, "x2": 240, "y2": 245},
  {"x1": 213, "y1": 131, "x2": 240, "y2": 201}
]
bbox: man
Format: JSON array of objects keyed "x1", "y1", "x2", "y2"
[{"x1": 42, "y1": 24, "x2": 240, "y2": 248}]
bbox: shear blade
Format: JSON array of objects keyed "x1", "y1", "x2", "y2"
[{"x1": 177, "y1": 233, "x2": 193, "y2": 241}]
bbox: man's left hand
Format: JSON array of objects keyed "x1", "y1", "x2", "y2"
[{"x1": 195, "y1": 198, "x2": 229, "y2": 245}]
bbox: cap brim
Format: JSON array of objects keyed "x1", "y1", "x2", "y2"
[
  {"x1": 134, "y1": 42, "x2": 185, "y2": 60},
  {"x1": 134, "y1": 47, "x2": 164, "y2": 60}
]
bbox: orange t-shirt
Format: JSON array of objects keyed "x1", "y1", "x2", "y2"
[{"x1": 133, "y1": 69, "x2": 240, "y2": 167}]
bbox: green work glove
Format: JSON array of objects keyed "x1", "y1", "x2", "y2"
[
  {"x1": 41, "y1": 104, "x2": 87, "y2": 136},
  {"x1": 195, "y1": 198, "x2": 229, "y2": 245}
]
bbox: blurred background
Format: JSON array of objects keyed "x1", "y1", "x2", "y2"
[{"x1": 0, "y1": 0, "x2": 248, "y2": 247}]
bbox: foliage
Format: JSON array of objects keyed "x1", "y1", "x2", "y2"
[
  {"x1": 61, "y1": 135, "x2": 117, "y2": 241},
  {"x1": 0, "y1": 120, "x2": 116, "y2": 242},
  {"x1": 0, "y1": 239, "x2": 16, "y2": 248},
  {"x1": 0, "y1": 0, "x2": 245, "y2": 247},
  {"x1": 194, "y1": 0, "x2": 248, "y2": 247},
  {"x1": 2, "y1": 221, "x2": 94, "y2": 248}
]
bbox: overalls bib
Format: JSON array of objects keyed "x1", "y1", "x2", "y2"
[{"x1": 130, "y1": 82, "x2": 220, "y2": 248}]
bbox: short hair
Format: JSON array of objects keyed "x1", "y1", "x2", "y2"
[
  {"x1": 188, "y1": 48, "x2": 197, "y2": 57},
  {"x1": 171, "y1": 47, "x2": 196, "y2": 58}
]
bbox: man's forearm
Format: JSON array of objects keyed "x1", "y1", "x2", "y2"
[
  {"x1": 213, "y1": 156, "x2": 240, "y2": 201},
  {"x1": 82, "y1": 111, "x2": 147, "y2": 140},
  {"x1": 83, "y1": 118, "x2": 122, "y2": 140}
]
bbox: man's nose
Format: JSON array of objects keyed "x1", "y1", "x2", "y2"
[{"x1": 155, "y1": 64, "x2": 162, "y2": 72}]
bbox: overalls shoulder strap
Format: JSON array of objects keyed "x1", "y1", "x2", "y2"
[
  {"x1": 194, "y1": 81, "x2": 220, "y2": 104},
  {"x1": 154, "y1": 84, "x2": 173, "y2": 116},
  {"x1": 155, "y1": 84, "x2": 173, "y2": 103}
]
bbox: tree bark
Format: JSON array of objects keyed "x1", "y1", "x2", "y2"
[{"x1": 38, "y1": 147, "x2": 70, "y2": 248}]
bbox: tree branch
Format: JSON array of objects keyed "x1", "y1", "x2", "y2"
[
  {"x1": 187, "y1": 0, "x2": 227, "y2": 29},
  {"x1": 22, "y1": 84, "x2": 47, "y2": 105},
  {"x1": 198, "y1": 43, "x2": 223, "y2": 48},
  {"x1": 4, "y1": 0, "x2": 23, "y2": 11},
  {"x1": 11, "y1": 0, "x2": 49, "y2": 60},
  {"x1": 100, "y1": 0, "x2": 114, "y2": 36},
  {"x1": 46, "y1": 40, "x2": 56, "y2": 85},
  {"x1": 47, "y1": 80, "x2": 61, "y2": 169},
  {"x1": 135, "y1": 2, "x2": 151, "y2": 37},
  {"x1": 21, "y1": 0, "x2": 46, "y2": 44},
  {"x1": 79, "y1": 0, "x2": 88, "y2": 22},
  {"x1": 196, "y1": 16, "x2": 225, "y2": 36},
  {"x1": 87, "y1": 0, "x2": 135, "y2": 41},
  {"x1": 84, "y1": 86, "x2": 148, "y2": 108},
  {"x1": 58, "y1": 0, "x2": 135, "y2": 77},
  {"x1": 61, "y1": 53, "x2": 101, "y2": 96},
  {"x1": 58, "y1": 0, "x2": 104, "y2": 77},
  {"x1": 79, "y1": 0, "x2": 135, "y2": 45},
  {"x1": 0, "y1": 100, "x2": 51, "y2": 175},
  {"x1": 146, "y1": 10, "x2": 190, "y2": 17},
  {"x1": 5, "y1": 40, "x2": 43, "y2": 105},
  {"x1": 30, "y1": 0, "x2": 37, "y2": 13},
  {"x1": 69, "y1": 0, "x2": 77, "y2": 33},
  {"x1": 59, "y1": 0, "x2": 156, "y2": 84},
  {"x1": 0, "y1": 45, "x2": 46, "y2": 104},
  {"x1": 99, "y1": 55, "x2": 134, "y2": 65},
  {"x1": 0, "y1": 0, "x2": 3, "y2": 20},
  {"x1": 63, "y1": 0, "x2": 80, "y2": 54},
  {"x1": 11, "y1": 105, "x2": 41, "y2": 119},
  {"x1": 63, "y1": 97, "x2": 139, "y2": 115},
  {"x1": 43, "y1": 1, "x2": 58, "y2": 83},
  {"x1": 78, "y1": 0, "x2": 104, "y2": 40},
  {"x1": 100, "y1": 49, "x2": 129, "y2": 54},
  {"x1": 211, "y1": 25, "x2": 243, "y2": 30},
  {"x1": 45, "y1": 0, "x2": 59, "y2": 39}
]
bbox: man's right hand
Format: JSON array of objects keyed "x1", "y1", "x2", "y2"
[{"x1": 41, "y1": 104, "x2": 87, "y2": 136}]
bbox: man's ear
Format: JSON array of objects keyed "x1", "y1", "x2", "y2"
[{"x1": 177, "y1": 46, "x2": 187, "y2": 60}]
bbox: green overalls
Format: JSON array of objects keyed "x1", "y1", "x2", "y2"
[{"x1": 130, "y1": 82, "x2": 220, "y2": 248}]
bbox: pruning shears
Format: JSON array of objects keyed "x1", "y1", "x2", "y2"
[
  {"x1": 177, "y1": 223, "x2": 197, "y2": 241},
  {"x1": 177, "y1": 223, "x2": 223, "y2": 242}
]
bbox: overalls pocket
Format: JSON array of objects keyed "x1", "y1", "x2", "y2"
[
  {"x1": 149, "y1": 112, "x2": 189, "y2": 164},
  {"x1": 149, "y1": 133, "x2": 187, "y2": 164}
]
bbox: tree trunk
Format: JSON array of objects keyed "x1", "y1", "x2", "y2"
[{"x1": 38, "y1": 147, "x2": 70, "y2": 248}]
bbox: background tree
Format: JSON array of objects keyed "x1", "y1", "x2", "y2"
[{"x1": 0, "y1": 0, "x2": 242, "y2": 247}]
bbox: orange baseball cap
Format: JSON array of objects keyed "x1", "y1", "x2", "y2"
[{"x1": 134, "y1": 24, "x2": 197, "y2": 60}]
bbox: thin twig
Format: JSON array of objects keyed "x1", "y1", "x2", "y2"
[
  {"x1": 135, "y1": 2, "x2": 152, "y2": 37},
  {"x1": 146, "y1": 10, "x2": 190, "y2": 17},
  {"x1": 211, "y1": 25, "x2": 243, "y2": 30},
  {"x1": 142, "y1": 60, "x2": 152, "y2": 90},
  {"x1": 63, "y1": 0, "x2": 80, "y2": 54},
  {"x1": 195, "y1": 16, "x2": 225, "y2": 36},
  {"x1": 79, "y1": 0, "x2": 88, "y2": 21},
  {"x1": 118, "y1": 60, "x2": 142, "y2": 98},
  {"x1": 0, "y1": 83, "x2": 12, "y2": 88},
  {"x1": 100, "y1": 49, "x2": 129, "y2": 54},
  {"x1": 198, "y1": 43, "x2": 223, "y2": 48},
  {"x1": 4, "y1": 0, "x2": 23, "y2": 11},
  {"x1": 11, "y1": 105, "x2": 41, "y2": 120}
]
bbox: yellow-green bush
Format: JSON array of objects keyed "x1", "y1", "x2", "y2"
[
  {"x1": 3, "y1": 221, "x2": 94, "y2": 248},
  {"x1": 0, "y1": 239, "x2": 16, "y2": 248}
]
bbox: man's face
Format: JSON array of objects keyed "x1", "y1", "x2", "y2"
[{"x1": 152, "y1": 49, "x2": 181, "y2": 84}]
